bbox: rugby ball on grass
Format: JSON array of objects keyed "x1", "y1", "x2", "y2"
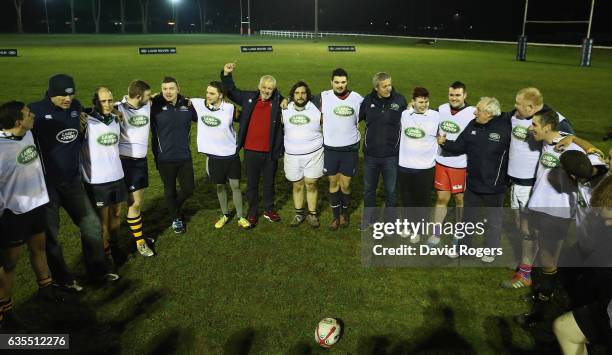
[{"x1": 315, "y1": 317, "x2": 341, "y2": 348}]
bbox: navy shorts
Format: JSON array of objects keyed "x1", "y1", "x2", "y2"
[
  {"x1": 323, "y1": 148, "x2": 358, "y2": 177},
  {"x1": 206, "y1": 155, "x2": 241, "y2": 184},
  {"x1": 121, "y1": 157, "x2": 149, "y2": 192},
  {"x1": 85, "y1": 179, "x2": 128, "y2": 208},
  {"x1": 0, "y1": 205, "x2": 46, "y2": 248}
]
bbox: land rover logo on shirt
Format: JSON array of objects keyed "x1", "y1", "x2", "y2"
[
  {"x1": 97, "y1": 132, "x2": 119, "y2": 146},
  {"x1": 540, "y1": 152, "x2": 560, "y2": 168},
  {"x1": 201, "y1": 115, "x2": 221, "y2": 127},
  {"x1": 17, "y1": 145, "x2": 39, "y2": 165},
  {"x1": 128, "y1": 115, "x2": 149, "y2": 127},
  {"x1": 70, "y1": 111, "x2": 79, "y2": 118},
  {"x1": 440, "y1": 120, "x2": 460, "y2": 134},
  {"x1": 488, "y1": 133, "x2": 501, "y2": 142},
  {"x1": 404, "y1": 127, "x2": 425, "y2": 139},
  {"x1": 390, "y1": 103, "x2": 400, "y2": 111},
  {"x1": 333, "y1": 105, "x2": 354, "y2": 117},
  {"x1": 56, "y1": 128, "x2": 78, "y2": 143},
  {"x1": 512, "y1": 126, "x2": 529, "y2": 141},
  {"x1": 289, "y1": 115, "x2": 310, "y2": 125}
]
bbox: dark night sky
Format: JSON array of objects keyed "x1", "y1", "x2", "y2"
[{"x1": 2, "y1": 0, "x2": 612, "y2": 44}]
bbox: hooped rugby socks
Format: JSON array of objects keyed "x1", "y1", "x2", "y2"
[
  {"x1": 0, "y1": 297, "x2": 13, "y2": 314},
  {"x1": 127, "y1": 215, "x2": 145, "y2": 246},
  {"x1": 37, "y1": 276, "x2": 53, "y2": 289},
  {"x1": 517, "y1": 263, "x2": 533, "y2": 280}
]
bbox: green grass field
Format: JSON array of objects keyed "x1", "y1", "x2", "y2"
[{"x1": 1, "y1": 34, "x2": 611, "y2": 354}]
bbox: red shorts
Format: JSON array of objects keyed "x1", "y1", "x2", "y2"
[{"x1": 434, "y1": 163, "x2": 466, "y2": 194}]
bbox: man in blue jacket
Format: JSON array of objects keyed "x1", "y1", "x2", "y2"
[
  {"x1": 358, "y1": 72, "x2": 407, "y2": 229},
  {"x1": 28, "y1": 74, "x2": 118, "y2": 290},
  {"x1": 221, "y1": 63, "x2": 284, "y2": 227},
  {"x1": 150, "y1": 76, "x2": 198, "y2": 234},
  {"x1": 437, "y1": 97, "x2": 511, "y2": 262}
]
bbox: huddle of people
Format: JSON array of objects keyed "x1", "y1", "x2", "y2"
[{"x1": 0, "y1": 65, "x2": 610, "y2": 352}]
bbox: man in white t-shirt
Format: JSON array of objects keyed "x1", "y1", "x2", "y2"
[
  {"x1": 81, "y1": 88, "x2": 125, "y2": 279},
  {"x1": 504, "y1": 87, "x2": 575, "y2": 289},
  {"x1": 317, "y1": 69, "x2": 364, "y2": 230},
  {"x1": 0, "y1": 101, "x2": 67, "y2": 329},
  {"x1": 526, "y1": 110, "x2": 603, "y2": 303},
  {"x1": 430, "y1": 81, "x2": 475, "y2": 246},
  {"x1": 398, "y1": 87, "x2": 439, "y2": 242},
  {"x1": 192, "y1": 81, "x2": 250, "y2": 230},
  {"x1": 282, "y1": 81, "x2": 324, "y2": 228},
  {"x1": 116, "y1": 80, "x2": 155, "y2": 257}
]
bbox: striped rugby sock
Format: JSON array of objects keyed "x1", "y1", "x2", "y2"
[
  {"x1": 37, "y1": 276, "x2": 53, "y2": 289},
  {"x1": 127, "y1": 215, "x2": 145, "y2": 246}
]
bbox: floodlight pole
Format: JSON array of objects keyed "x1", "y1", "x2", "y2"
[
  {"x1": 44, "y1": 0, "x2": 50, "y2": 34},
  {"x1": 581, "y1": 0, "x2": 596, "y2": 67},
  {"x1": 172, "y1": 2, "x2": 177, "y2": 34},
  {"x1": 314, "y1": 0, "x2": 319, "y2": 36}
]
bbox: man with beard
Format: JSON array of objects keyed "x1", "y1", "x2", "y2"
[
  {"x1": 318, "y1": 69, "x2": 364, "y2": 230},
  {"x1": 282, "y1": 81, "x2": 323, "y2": 228}
]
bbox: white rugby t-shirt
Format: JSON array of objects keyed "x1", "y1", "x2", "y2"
[
  {"x1": 117, "y1": 96, "x2": 151, "y2": 159},
  {"x1": 528, "y1": 140, "x2": 601, "y2": 219},
  {"x1": 0, "y1": 131, "x2": 49, "y2": 214},
  {"x1": 399, "y1": 109, "x2": 440, "y2": 169},
  {"x1": 192, "y1": 99, "x2": 237, "y2": 157},
  {"x1": 508, "y1": 111, "x2": 569, "y2": 180},
  {"x1": 81, "y1": 115, "x2": 124, "y2": 184},
  {"x1": 321, "y1": 90, "x2": 363, "y2": 148},
  {"x1": 435, "y1": 103, "x2": 475, "y2": 168},
  {"x1": 282, "y1": 101, "x2": 323, "y2": 155}
]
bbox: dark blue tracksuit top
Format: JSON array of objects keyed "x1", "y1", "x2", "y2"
[{"x1": 28, "y1": 96, "x2": 83, "y2": 185}]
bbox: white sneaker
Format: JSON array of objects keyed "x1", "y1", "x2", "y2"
[
  {"x1": 409, "y1": 234, "x2": 421, "y2": 244},
  {"x1": 104, "y1": 273, "x2": 120, "y2": 282},
  {"x1": 447, "y1": 248, "x2": 459, "y2": 259},
  {"x1": 426, "y1": 235, "x2": 441, "y2": 247},
  {"x1": 137, "y1": 242, "x2": 155, "y2": 257},
  {"x1": 481, "y1": 255, "x2": 496, "y2": 263},
  {"x1": 397, "y1": 228, "x2": 411, "y2": 238}
]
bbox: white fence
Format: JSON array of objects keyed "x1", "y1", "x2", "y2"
[
  {"x1": 259, "y1": 30, "x2": 612, "y2": 50},
  {"x1": 259, "y1": 30, "x2": 323, "y2": 39}
]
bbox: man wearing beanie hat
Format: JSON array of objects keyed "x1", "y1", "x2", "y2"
[{"x1": 28, "y1": 74, "x2": 118, "y2": 291}]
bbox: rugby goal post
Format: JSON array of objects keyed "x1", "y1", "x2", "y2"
[
  {"x1": 517, "y1": 0, "x2": 596, "y2": 66},
  {"x1": 239, "y1": 0, "x2": 251, "y2": 35}
]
